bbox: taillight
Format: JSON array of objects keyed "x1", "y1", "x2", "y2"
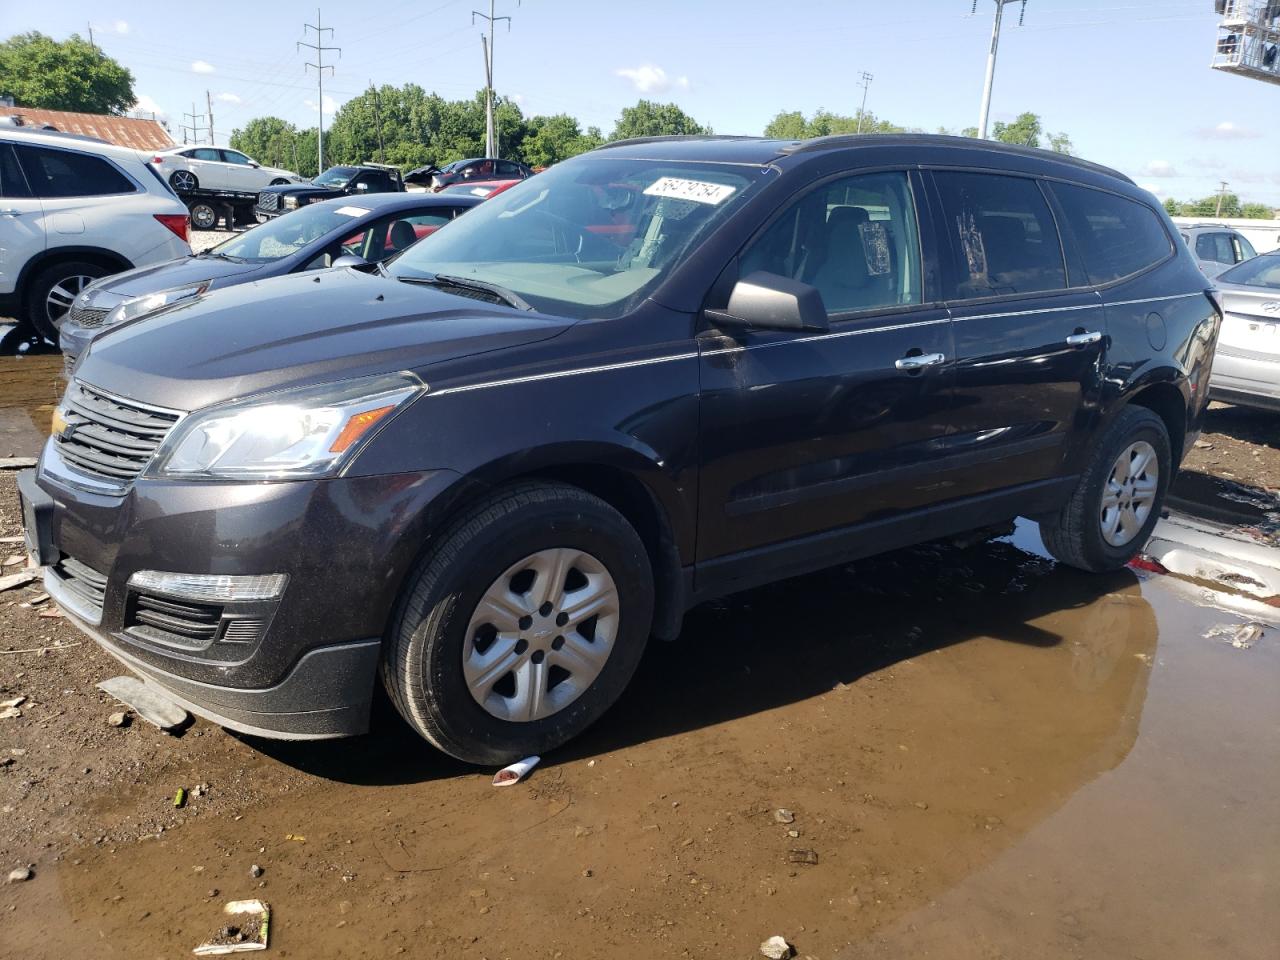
[
  {"x1": 154, "y1": 213, "x2": 189, "y2": 243},
  {"x1": 152, "y1": 155, "x2": 164, "y2": 164},
  {"x1": 1205, "y1": 287, "x2": 1224, "y2": 319}
]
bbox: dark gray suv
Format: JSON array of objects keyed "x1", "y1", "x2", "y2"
[{"x1": 19, "y1": 135, "x2": 1220, "y2": 764}]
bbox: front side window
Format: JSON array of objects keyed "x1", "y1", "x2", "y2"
[
  {"x1": 207, "y1": 202, "x2": 370, "y2": 262},
  {"x1": 1050, "y1": 182, "x2": 1172, "y2": 284},
  {"x1": 388, "y1": 157, "x2": 763, "y2": 319},
  {"x1": 739, "y1": 171, "x2": 922, "y2": 315},
  {"x1": 0, "y1": 144, "x2": 31, "y2": 198},
  {"x1": 934, "y1": 171, "x2": 1066, "y2": 299},
  {"x1": 15, "y1": 146, "x2": 135, "y2": 198},
  {"x1": 221, "y1": 150, "x2": 253, "y2": 166}
]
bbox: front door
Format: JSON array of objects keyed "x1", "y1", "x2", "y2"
[
  {"x1": 0, "y1": 143, "x2": 44, "y2": 299},
  {"x1": 926, "y1": 170, "x2": 1105, "y2": 500},
  {"x1": 697, "y1": 170, "x2": 955, "y2": 576}
]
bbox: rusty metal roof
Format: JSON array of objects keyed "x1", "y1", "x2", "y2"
[{"x1": 4, "y1": 108, "x2": 174, "y2": 152}]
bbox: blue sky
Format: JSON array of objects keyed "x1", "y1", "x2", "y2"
[{"x1": 8, "y1": 0, "x2": 1278, "y2": 204}]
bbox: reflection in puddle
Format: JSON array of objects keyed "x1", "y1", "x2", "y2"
[{"x1": 0, "y1": 338, "x2": 63, "y2": 458}]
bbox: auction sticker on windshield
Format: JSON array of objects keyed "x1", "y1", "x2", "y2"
[
  {"x1": 643, "y1": 177, "x2": 737, "y2": 205},
  {"x1": 335, "y1": 206, "x2": 371, "y2": 217}
]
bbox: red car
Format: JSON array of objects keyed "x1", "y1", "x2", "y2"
[{"x1": 437, "y1": 179, "x2": 522, "y2": 200}]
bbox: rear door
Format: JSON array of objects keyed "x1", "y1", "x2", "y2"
[
  {"x1": 928, "y1": 169, "x2": 1106, "y2": 499},
  {"x1": 186, "y1": 147, "x2": 225, "y2": 189},
  {"x1": 697, "y1": 169, "x2": 955, "y2": 565},
  {"x1": 0, "y1": 142, "x2": 43, "y2": 298}
]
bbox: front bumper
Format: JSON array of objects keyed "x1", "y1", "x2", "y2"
[
  {"x1": 28, "y1": 446, "x2": 463, "y2": 738},
  {"x1": 1210, "y1": 348, "x2": 1280, "y2": 412}
]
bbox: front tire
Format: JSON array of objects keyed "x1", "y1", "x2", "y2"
[
  {"x1": 1040, "y1": 406, "x2": 1172, "y2": 572},
  {"x1": 382, "y1": 482, "x2": 654, "y2": 765}
]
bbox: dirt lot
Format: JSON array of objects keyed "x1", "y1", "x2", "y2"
[{"x1": 1, "y1": 344, "x2": 1277, "y2": 959}]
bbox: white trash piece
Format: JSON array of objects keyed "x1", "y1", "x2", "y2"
[{"x1": 493, "y1": 755, "x2": 540, "y2": 787}]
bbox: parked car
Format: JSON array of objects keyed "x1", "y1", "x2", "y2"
[
  {"x1": 60, "y1": 192, "x2": 481, "y2": 367},
  {"x1": 427, "y1": 157, "x2": 533, "y2": 192},
  {"x1": 437, "y1": 178, "x2": 522, "y2": 200},
  {"x1": 255, "y1": 164, "x2": 404, "y2": 220},
  {"x1": 0, "y1": 127, "x2": 191, "y2": 342},
  {"x1": 1207, "y1": 249, "x2": 1280, "y2": 411},
  {"x1": 151, "y1": 146, "x2": 303, "y2": 195},
  {"x1": 1180, "y1": 222, "x2": 1258, "y2": 279},
  {"x1": 20, "y1": 134, "x2": 1219, "y2": 764}
]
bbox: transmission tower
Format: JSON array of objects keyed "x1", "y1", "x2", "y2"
[{"x1": 299, "y1": 9, "x2": 341, "y2": 172}]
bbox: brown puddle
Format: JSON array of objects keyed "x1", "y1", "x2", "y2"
[
  {"x1": 0, "y1": 329, "x2": 63, "y2": 459},
  {"x1": 3, "y1": 520, "x2": 1275, "y2": 960}
]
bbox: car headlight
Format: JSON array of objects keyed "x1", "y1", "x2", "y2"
[
  {"x1": 284, "y1": 196, "x2": 300, "y2": 209},
  {"x1": 103, "y1": 283, "x2": 209, "y2": 328},
  {"x1": 149, "y1": 372, "x2": 424, "y2": 480}
]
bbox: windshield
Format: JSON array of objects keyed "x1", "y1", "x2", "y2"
[
  {"x1": 207, "y1": 202, "x2": 370, "y2": 262},
  {"x1": 387, "y1": 156, "x2": 765, "y2": 318},
  {"x1": 314, "y1": 166, "x2": 358, "y2": 188},
  {"x1": 1218, "y1": 250, "x2": 1280, "y2": 288}
]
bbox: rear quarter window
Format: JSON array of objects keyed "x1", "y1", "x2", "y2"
[{"x1": 1049, "y1": 182, "x2": 1172, "y2": 285}]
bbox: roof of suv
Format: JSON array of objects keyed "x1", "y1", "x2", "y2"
[
  {"x1": 593, "y1": 134, "x2": 1133, "y2": 185},
  {"x1": 0, "y1": 125, "x2": 151, "y2": 162}
]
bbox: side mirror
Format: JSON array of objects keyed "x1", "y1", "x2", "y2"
[
  {"x1": 706, "y1": 271, "x2": 829, "y2": 333},
  {"x1": 332, "y1": 253, "x2": 373, "y2": 271},
  {"x1": 354, "y1": 182, "x2": 371, "y2": 192}
]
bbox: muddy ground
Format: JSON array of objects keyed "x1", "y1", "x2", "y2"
[{"x1": 1, "y1": 342, "x2": 1278, "y2": 959}]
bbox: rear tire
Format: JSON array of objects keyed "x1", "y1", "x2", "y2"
[
  {"x1": 1039, "y1": 406, "x2": 1172, "y2": 572},
  {"x1": 381, "y1": 481, "x2": 654, "y2": 765},
  {"x1": 24, "y1": 260, "x2": 109, "y2": 343}
]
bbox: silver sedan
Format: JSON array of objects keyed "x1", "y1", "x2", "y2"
[{"x1": 1210, "y1": 250, "x2": 1280, "y2": 412}]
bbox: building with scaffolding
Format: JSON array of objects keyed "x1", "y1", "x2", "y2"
[{"x1": 1212, "y1": 1, "x2": 1280, "y2": 85}]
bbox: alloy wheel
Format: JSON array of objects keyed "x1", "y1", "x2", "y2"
[
  {"x1": 1099, "y1": 440, "x2": 1159, "y2": 547},
  {"x1": 463, "y1": 548, "x2": 620, "y2": 723},
  {"x1": 172, "y1": 170, "x2": 196, "y2": 192},
  {"x1": 45, "y1": 274, "x2": 95, "y2": 326}
]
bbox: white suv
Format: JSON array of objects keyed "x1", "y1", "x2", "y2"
[
  {"x1": 150, "y1": 146, "x2": 303, "y2": 195},
  {"x1": 0, "y1": 128, "x2": 192, "y2": 341}
]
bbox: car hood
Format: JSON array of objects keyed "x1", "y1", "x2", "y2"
[
  {"x1": 258, "y1": 182, "x2": 340, "y2": 198},
  {"x1": 84, "y1": 256, "x2": 268, "y2": 305},
  {"x1": 74, "y1": 268, "x2": 575, "y2": 412}
]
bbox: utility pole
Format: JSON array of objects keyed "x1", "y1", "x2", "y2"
[
  {"x1": 87, "y1": 22, "x2": 96, "y2": 52},
  {"x1": 369, "y1": 81, "x2": 386, "y2": 164},
  {"x1": 299, "y1": 8, "x2": 340, "y2": 173},
  {"x1": 473, "y1": 1, "x2": 516, "y2": 159},
  {"x1": 973, "y1": 0, "x2": 1028, "y2": 139},
  {"x1": 1216, "y1": 180, "x2": 1230, "y2": 217},
  {"x1": 206, "y1": 90, "x2": 215, "y2": 145},
  {"x1": 856, "y1": 72, "x2": 873, "y2": 133}
]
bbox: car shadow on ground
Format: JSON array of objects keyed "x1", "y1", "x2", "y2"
[
  {"x1": 247, "y1": 534, "x2": 1139, "y2": 786},
  {"x1": 1169, "y1": 468, "x2": 1280, "y2": 537},
  {"x1": 1203, "y1": 403, "x2": 1279, "y2": 449}
]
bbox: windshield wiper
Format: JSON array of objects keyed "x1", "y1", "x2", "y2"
[
  {"x1": 399, "y1": 272, "x2": 534, "y2": 312},
  {"x1": 196, "y1": 250, "x2": 242, "y2": 262}
]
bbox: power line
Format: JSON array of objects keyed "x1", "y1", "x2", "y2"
[{"x1": 298, "y1": 8, "x2": 341, "y2": 172}]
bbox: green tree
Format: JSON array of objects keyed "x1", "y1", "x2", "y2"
[
  {"x1": 763, "y1": 110, "x2": 808, "y2": 139},
  {"x1": 522, "y1": 113, "x2": 602, "y2": 167},
  {"x1": 0, "y1": 32, "x2": 135, "y2": 114},
  {"x1": 765, "y1": 108, "x2": 906, "y2": 139},
  {"x1": 1186, "y1": 193, "x2": 1241, "y2": 217},
  {"x1": 1241, "y1": 202, "x2": 1275, "y2": 219},
  {"x1": 610, "y1": 100, "x2": 709, "y2": 140},
  {"x1": 1047, "y1": 131, "x2": 1074, "y2": 155},
  {"x1": 991, "y1": 111, "x2": 1042, "y2": 147},
  {"x1": 229, "y1": 116, "x2": 300, "y2": 171},
  {"x1": 1163, "y1": 197, "x2": 1182, "y2": 217}
]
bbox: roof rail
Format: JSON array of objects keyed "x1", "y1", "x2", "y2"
[
  {"x1": 361, "y1": 161, "x2": 403, "y2": 170},
  {"x1": 0, "y1": 122, "x2": 109, "y2": 145},
  {"x1": 593, "y1": 134, "x2": 761, "y2": 151},
  {"x1": 780, "y1": 133, "x2": 1133, "y2": 184}
]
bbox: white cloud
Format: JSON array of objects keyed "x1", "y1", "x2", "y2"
[
  {"x1": 1141, "y1": 160, "x2": 1178, "y2": 177},
  {"x1": 215, "y1": 92, "x2": 242, "y2": 104},
  {"x1": 191, "y1": 60, "x2": 215, "y2": 75},
  {"x1": 1200, "y1": 120, "x2": 1260, "y2": 140},
  {"x1": 615, "y1": 64, "x2": 689, "y2": 94},
  {"x1": 1138, "y1": 182, "x2": 1168, "y2": 199},
  {"x1": 93, "y1": 20, "x2": 129, "y2": 34},
  {"x1": 131, "y1": 93, "x2": 167, "y2": 121},
  {"x1": 303, "y1": 94, "x2": 339, "y2": 116}
]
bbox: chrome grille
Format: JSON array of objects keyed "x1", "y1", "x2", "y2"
[
  {"x1": 54, "y1": 381, "x2": 182, "y2": 487},
  {"x1": 49, "y1": 557, "x2": 108, "y2": 620},
  {"x1": 67, "y1": 303, "x2": 110, "y2": 329},
  {"x1": 257, "y1": 192, "x2": 279, "y2": 212}
]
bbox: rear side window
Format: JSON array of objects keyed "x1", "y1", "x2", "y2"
[
  {"x1": 739, "y1": 170, "x2": 922, "y2": 315},
  {"x1": 0, "y1": 144, "x2": 31, "y2": 198},
  {"x1": 15, "y1": 145, "x2": 136, "y2": 198},
  {"x1": 933, "y1": 171, "x2": 1066, "y2": 299},
  {"x1": 190, "y1": 148, "x2": 220, "y2": 162},
  {"x1": 1050, "y1": 182, "x2": 1172, "y2": 284}
]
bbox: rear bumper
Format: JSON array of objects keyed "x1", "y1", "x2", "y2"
[{"x1": 1210, "y1": 349, "x2": 1280, "y2": 411}]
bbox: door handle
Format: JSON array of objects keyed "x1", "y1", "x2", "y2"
[
  {"x1": 0, "y1": 209, "x2": 28, "y2": 217},
  {"x1": 1065, "y1": 330, "x2": 1103, "y2": 347},
  {"x1": 895, "y1": 352, "x2": 946, "y2": 371}
]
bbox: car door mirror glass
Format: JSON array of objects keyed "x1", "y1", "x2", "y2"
[
  {"x1": 708, "y1": 271, "x2": 829, "y2": 333},
  {"x1": 332, "y1": 253, "x2": 372, "y2": 270}
]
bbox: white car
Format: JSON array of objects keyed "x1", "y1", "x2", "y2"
[
  {"x1": 150, "y1": 146, "x2": 303, "y2": 195},
  {"x1": 0, "y1": 127, "x2": 192, "y2": 342},
  {"x1": 1209, "y1": 250, "x2": 1280, "y2": 412}
]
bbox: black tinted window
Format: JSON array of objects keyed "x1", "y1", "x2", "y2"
[
  {"x1": 1195, "y1": 233, "x2": 1233, "y2": 264},
  {"x1": 0, "y1": 144, "x2": 31, "y2": 198},
  {"x1": 190, "y1": 148, "x2": 220, "y2": 161},
  {"x1": 934, "y1": 172, "x2": 1065, "y2": 299},
  {"x1": 16, "y1": 146, "x2": 135, "y2": 198},
  {"x1": 1050, "y1": 182, "x2": 1172, "y2": 284}
]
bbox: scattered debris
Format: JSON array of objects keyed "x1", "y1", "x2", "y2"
[
  {"x1": 7, "y1": 866, "x2": 33, "y2": 883},
  {"x1": 108, "y1": 711, "x2": 130, "y2": 728},
  {"x1": 0, "y1": 642, "x2": 81, "y2": 656},
  {"x1": 0, "y1": 569, "x2": 37, "y2": 592},
  {"x1": 787, "y1": 849, "x2": 819, "y2": 866},
  {"x1": 174, "y1": 788, "x2": 187, "y2": 809},
  {"x1": 493, "y1": 755, "x2": 540, "y2": 787},
  {"x1": 760, "y1": 935, "x2": 793, "y2": 959},
  {"x1": 193, "y1": 783, "x2": 209, "y2": 797},
  {"x1": 772, "y1": 808, "x2": 795, "y2": 825},
  {"x1": 0, "y1": 697, "x2": 25, "y2": 709},
  {"x1": 249, "y1": 864, "x2": 263, "y2": 878},
  {"x1": 284, "y1": 834, "x2": 305, "y2": 843},
  {"x1": 1205, "y1": 622, "x2": 1267, "y2": 650},
  {"x1": 193, "y1": 899, "x2": 270, "y2": 955},
  {"x1": 0, "y1": 706, "x2": 20, "y2": 720},
  {"x1": 0, "y1": 457, "x2": 38, "y2": 470},
  {"x1": 3, "y1": 555, "x2": 24, "y2": 566},
  {"x1": 27, "y1": 593, "x2": 49, "y2": 606},
  {"x1": 37, "y1": 605, "x2": 63, "y2": 619},
  {"x1": 96, "y1": 676, "x2": 189, "y2": 731},
  {"x1": 0, "y1": 536, "x2": 25, "y2": 543}
]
